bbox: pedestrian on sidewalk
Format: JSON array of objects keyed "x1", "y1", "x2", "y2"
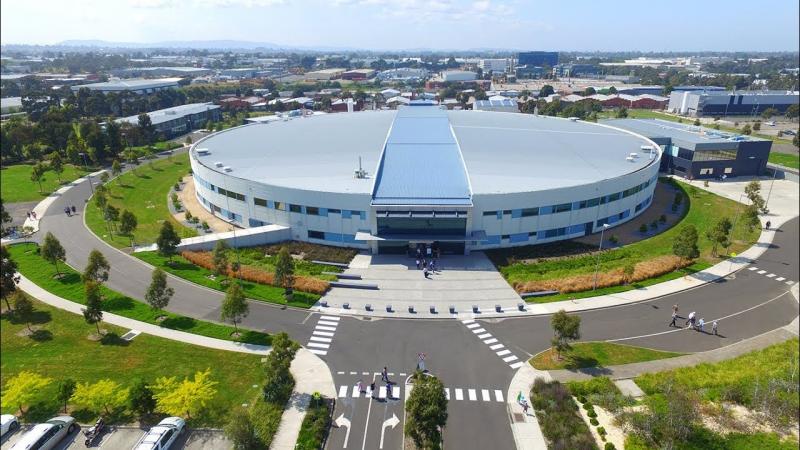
[
  {"x1": 31, "y1": 211, "x2": 37, "y2": 219},
  {"x1": 698, "y1": 318, "x2": 705, "y2": 333},
  {"x1": 26, "y1": 211, "x2": 30, "y2": 219},
  {"x1": 521, "y1": 400, "x2": 529, "y2": 415},
  {"x1": 669, "y1": 311, "x2": 678, "y2": 328},
  {"x1": 766, "y1": 220, "x2": 771, "y2": 230},
  {"x1": 686, "y1": 311, "x2": 696, "y2": 328},
  {"x1": 71, "y1": 205, "x2": 76, "y2": 214},
  {"x1": 423, "y1": 267, "x2": 430, "y2": 279},
  {"x1": 416, "y1": 258, "x2": 421, "y2": 269},
  {"x1": 712, "y1": 320, "x2": 718, "y2": 335}
]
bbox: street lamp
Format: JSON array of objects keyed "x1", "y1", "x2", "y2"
[
  {"x1": 593, "y1": 223, "x2": 610, "y2": 291},
  {"x1": 764, "y1": 167, "x2": 778, "y2": 212},
  {"x1": 79, "y1": 152, "x2": 94, "y2": 194}
]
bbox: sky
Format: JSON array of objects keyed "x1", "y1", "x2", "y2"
[{"x1": 1, "y1": 0, "x2": 798, "y2": 51}]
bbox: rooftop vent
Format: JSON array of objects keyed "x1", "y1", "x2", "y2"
[
  {"x1": 354, "y1": 156, "x2": 369, "y2": 179},
  {"x1": 196, "y1": 148, "x2": 210, "y2": 156},
  {"x1": 640, "y1": 145, "x2": 653, "y2": 153},
  {"x1": 223, "y1": 166, "x2": 232, "y2": 172},
  {"x1": 626, "y1": 156, "x2": 635, "y2": 162},
  {"x1": 214, "y1": 161, "x2": 223, "y2": 167},
  {"x1": 629, "y1": 152, "x2": 639, "y2": 158}
]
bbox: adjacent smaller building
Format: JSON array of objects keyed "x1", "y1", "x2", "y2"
[
  {"x1": 341, "y1": 69, "x2": 376, "y2": 80},
  {"x1": 478, "y1": 59, "x2": 510, "y2": 73},
  {"x1": 607, "y1": 118, "x2": 771, "y2": 179},
  {"x1": 114, "y1": 102, "x2": 221, "y2": 139},
  {"x1": 305, "y1": 68, "x2": 346, "y2": 81},
  {"x1": 668, "y1": 90, "x2": 800, "y2": 117},
  {"x1": 71, "y1": 78, "x2": 181, "y2": 95},
  {"x1": 517, "y1": 51, "x2": 558, "y2": 68}
]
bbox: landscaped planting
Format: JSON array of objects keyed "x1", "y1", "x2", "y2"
[
  {"x1": 295, "y1": 393, "x2": 332, "y2": 450},
  {"x1": 84, "y1": 152, "x2": 196, "y2": 248},
  {"x1": 531, "y1": 378, "x2": 598, "y2": 450},
  {"x1": 1, "y1": 296, "x2": 263, "y2": 426},
  {"x1": 492, "y1": 179, "x2": 759, "y2": 300},
  {"x1": 530, "y1": 342, "x2": 685, "y2": 371},
  {"x1": 8, "y1": 243, "x2": 270, "y2": 345}
]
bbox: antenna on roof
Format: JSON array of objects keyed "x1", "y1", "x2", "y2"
[{"x1": 354, "y1": 156, "x2": 369, "y2": 179}]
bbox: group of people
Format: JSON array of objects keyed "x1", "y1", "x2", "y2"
[
  {"x1": 358, "y1": 366, "x2": 396, "y2": 401},
  {"x1": 63, "y1": 205, "x2": 77, "y2": 217},
  {"x1": 24, "y1": 211, "x2": 38, "y2": 220},
  {"x1": 416, "y1": 244, "x2": 441, "y2": 279},
  {"x1": 669, "y1": 304, "x2": 718, "y2": 335}
]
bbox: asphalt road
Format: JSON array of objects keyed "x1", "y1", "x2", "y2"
[{"x1": 21, "y1": 165, "x2": 800, "y2": 450}]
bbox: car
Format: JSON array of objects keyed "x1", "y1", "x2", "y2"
[
  {"x1": 10, "y1": 416, "x2": 77, "y2": 450},
  {"x1": 132, "y1": 417, "x2": 186, "y2": 450},
  {"x1": 783, "y1": 129, "x2": 796, "y2": 136},
  {"x1": 766, "y1": 121, "x2": 776, "y2": 126},
  {"x1": 1, "y1": 414, "x2": 19, "y2": 436}
]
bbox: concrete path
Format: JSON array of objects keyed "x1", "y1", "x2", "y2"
[
  {"x1": 507, "y1": 364, "x2": 550, "y2": 450},
  {"x1": 270, "y1": 348, "x2": 337, "y2": 450}
]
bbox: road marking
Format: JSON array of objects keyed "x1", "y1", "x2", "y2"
[
  {"x1": 787, "y1": 281, "x2": 796, "y2": 285},
  {"x1": 483, "y1": 338, "x2": 498, "y2": 344},
  {"x1": 309, "y1": 336, "x2": 332, "y2": 343},
  {"x1": 455, "y1": 389, "x2": 464, "y2": 400},
  {"x1": 757, "y1": 270, "x2": 767, "y2": 274},
  {"x1": 748, "y1": 267, "x2": 758, "y2": 271},
  {"x1": 309, "y1": 349, "x2": 327, "y2": 355},
  {"x1": 461, "y1": 319, "x2": 475, "y2": 324},
  {"x1": 307, "y1": 342, "x2": 330, "y2": 349},
  {"x1": 489, "y1": 343, "x2": 504, "y2": 350},
  {"x1": 352, "y1": 386, "x2": 361, "y2": 397},
  {"x1": 318, "y1": 320, "x2": 340, "y2": 327},
  {"x1": 466, "y1": 323, "x2": 480, "y2": 329},
  {"x1": 337, "y1": 371, "x2": 345, "y2": 374},
  {"x1": 338, "y1": 386, "x2": 348, "y2": 398},
  {"x1": 399, "y1": 373, "x2": 407, "y2": 376},
  {"x1": 393, "y1": 386, "x2": 400, "y2": 398},
  {"x1": 379, "y1": 386, "x2": 387, "y2": 399},
  {"x1": 767, "y1": 273, "x2": 776, "y2": 278},
  {"x1": 335, "y1": 414, "x2": 351, "y2": 448},
  {"x1": 478, "y1": 333, "x2": 492, "y2": 339},
  {"x1": 503, "y1": 355, "x2": 519, "y2": 362},
  {"x1": 481, "y1": 389, "x2": 490, "y2": 401},
  {"x1": 496, "y1": 349, "x2": 511, "y2": 356},
  {"x1": 350, "y1": 371, "x2": 357, "y2": 375},
  {"x1": 362, "y1": 372, "x2": 370, "y2": 375},
  {"x1": 776, "y1": 277, "x2": 785, "y2": 281},
  {"x1": 444, "y1": 388, "x2": 450, "y2": 400},
  {"x1": 316, "y1": 325, "x2": 338, "y2": 332},
  {"x1": 366, "y1": 386, "x2": 373, "y2": 397},
  {"x1": 468, "y1": 389, "x2": 477, "y2": 401},
  {"x1": 321, "y1": 315, "x2": 340, "y2": 321},
  {"x1": 313, "y1": 330, "x2": 334, "y2": 337},
  {"x1": 495, "y1": 390, "x2": 504, "y2": 402},
  {"x1": 379, "y1": 413, "x2": 400, "y2": 449},
  {"x1": 472, "y1": 328, "x2": 487, "y2": 334},
  {"x1": 509, "y1": 362, "x2": 524, "y2": 369}
]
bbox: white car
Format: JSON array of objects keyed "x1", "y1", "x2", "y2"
[
  {"x1": 10, "y1": 416, "x2": 77, "y2": 450},
  {"x1": 1, "y1": 414, "x2": 19, "y2": 436},
  {"x1": 132, "y1": 417, "x2": 185, "y2": 450}
]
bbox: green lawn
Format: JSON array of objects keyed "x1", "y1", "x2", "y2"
[
  {"x1": 84, "y1": 153, "x2": 195, "y2": 249},
  {"x1": 768, "y1": 152, "x2": 800, "y2": 169},
  {"x1": 8, "y1": 244, "x2": 270, "y2": 345},
  {"x1": 0, "y1": 164, "x2": 92, "y2": 203},
  {"x1": 134, "y1": 251, "x2": 318, "y2": 308},
  {"x1": 496, "y1": 180, "x2": 759, "y2": 297},
  {"x1": 530, "y1": 342, "x2": 685, "y2": 370},
  {"x1": 1, "y1": 296, "x2": 263, "y2": 426}
]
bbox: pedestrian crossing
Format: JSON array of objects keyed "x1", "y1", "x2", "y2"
[
  {"x1": 307, "y1": 315, "x2": 340, "y2": 356},
  {"x1": 747, "y1": 266, "x2": 796, "y2": 286},
  {"x1": 336, "y1": 383, "x2": 505, "y2": 403},
  {"x1": 462, "y1": 319, "x2": 524, "y2": 370}
]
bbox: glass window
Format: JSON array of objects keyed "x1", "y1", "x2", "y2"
[
  {"x1": 306, "y1": 206, "x2": 320, "y2": 216},
  {"x1": 289, "y1": 204, "x2": 302, "y2": 213},
  {"x1": 308, "y1": 230, "x2": 324, "y2": 239},
  {"x1": 608, "y1": 192, "x2": 621, "y2": 202},
  {"x1": 273, "y1": 201, "x2": 284, "y2": 210},
  {"x1": 502, "y1": 210, "x2": 512, "y2": 215},
  {"x1": 693, "y1": 149, "x2": 738, "y2": 161},
  {"x1": 217, "y1": 187, "x2": 227, "y2": 196},
  {"x1": 521, "y1": 208, "x2": 539, "y2": 217},
  {"x1": 553, "y1": 203, "x2": 571, "y2": 213},
  {"x1": 328, "y1": 208, "x2": 341, "y2": 214},
  {"x1": 254, "y1": 197, "x2": 267, "y2": 207},
  {"x1": 587, "y1": 197, "x2": 600, "y2": 207},
  {"x1": 483, "y1": 210, "x2": 497, "y2": 216}
]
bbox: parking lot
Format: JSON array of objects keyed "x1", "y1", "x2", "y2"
[{"x1": 1, "y1": 425, "x2": 230, "y2": 450}]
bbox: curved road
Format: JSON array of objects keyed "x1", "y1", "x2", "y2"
[{"x1": 27, "y1": 171, "x2": 800, "y2": 450}]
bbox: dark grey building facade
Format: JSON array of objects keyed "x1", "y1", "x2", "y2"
[{"x1": 517, "y1": 51, "x2": 558, "y2": 67}]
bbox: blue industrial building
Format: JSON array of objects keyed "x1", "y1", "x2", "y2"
[{"x1": 517, "y1": 51, "x2": 559, "y2": 67}]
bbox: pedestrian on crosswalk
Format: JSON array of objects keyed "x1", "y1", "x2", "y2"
[
  {"x1": 357, "y1": 380, "x2": 365, "y2": 394},
  {"x1": 370, "y1": 381, "x2": 376, "y2": 399},
  {"x1": 417, "y1": 352, "x2": 426, "y2": 372},
  {"x1": 686, "y1": 311, "x2": 696, "y2": 328},
  {"x1": 712, "y1": 320, "x2": 718, "y2": 335},
  {"x1": 381, "y1": 367, "x2": 388, "y2": 383},
  {"x1": 669, "y1": 311, "x2": 678, "y2": 328}
]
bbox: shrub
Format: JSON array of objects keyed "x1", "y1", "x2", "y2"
[
  {"x1": 639, "y1": 223, "x2": 648, "y2": 233},
  {"x1": 605, "y1": 443, "x2": 616, "y2": 450},
  {"x1": 608, "y1": 235, "x2": 619, "y2": 245},
  {"x1": 597, "y1": 426, "x2": 606, "y2": 436},
  {"x1": 590, "y1": 417, "x2": 599, "y2": 426},
  {"x1": 577, "y1": 395, "x2": 587, "y2": 404},
  {"x1": 181, "y1": 250, "x2": 330, "y2": 295},
  {"x1": 583, "y1": 402, "x2": 593, "y2": 411},
  {"x1": 587, "y1": 409, "x2": 598, "y2": 418},
  {"x1": 531, "y1": 379, "x2": 596, "y2": 450}
]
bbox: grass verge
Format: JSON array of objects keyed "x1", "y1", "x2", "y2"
[
  {"x1": 84, "y1": 152, "x2": 195, "y2": 249},
  {"x1": 135, "y1": 251, "x2": 318, "y2": 308},
  {"x1": 0, "y1": 164, "x2": 91, "y2": 203},
  {"x1": 8, "y1": 243, "x2": 270, "y2": 345},
  {"x1": 1, "y1": 295, "x2": 263, "y2": 427},
  {"x1": 768, "y1": 152, "x2": 800, "y2": 170},
  {"x1": 530, "y1": 342, "x2": 685, "y2": 370}
]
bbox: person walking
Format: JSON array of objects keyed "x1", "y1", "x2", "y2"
[
  {"x1": 416, "y1": 258, "x2": 421, "y2": 269},
  {"x1": 521, "y1": 400, "x2": 529, "y2": 415},
  {"x1": 370, "y1": 381, "x2": 376, "y2": 399},
  {"x1": 765, "y1": 220, "x2": 771, "y2": 230},
  {"x1": 71, "y1": 205, "x2": 76, "y2": 214},
  {"x1": 417, "y1": 352, "x2": 426, "y2": 372},
  {"x1": 686, "y1": 311, "x2": 696, "y2": 328},
  {"x1": 698, "y1": 318, "x2": 705, "y2": 333},
  {"x1": 423, "y1": 267, "x2": 430, "y2": 279},
  {"x1": 669, "y1": 311, "x2": 678, "y2": 328},
  {"x1": 381, "y1": 367, "x2": 388, "y2": 383},
  {"x1": 672, "y1": 304, "x2": 679, "y2": 316},
  {"x1": 357, "y1": 380, "x2": 364, "y2": 395},
  {"x1": 712, "y1": 320, "x2": 718, "y2": 336}
]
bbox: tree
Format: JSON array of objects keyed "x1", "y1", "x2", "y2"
[
  {"x1": 100, "y1": 172, "x2": 110, "y2": 185},
  {"x1": 156, "y1": 221, "x2": 181, "y2": 262},
  {"x1": 221, "y1": 282, "x2": 248, "y2": 334},
  {"x1": 94, "y1": 189, "x2": 107, "y2": 210},
  {"x1": 212, "y1": 240, "x2": 230, "y2": 279},
  {"x1": 615, "y1": 107, "x2": 628, "y2": 118},
  {"x1": 741, "y1": 204, "x2": 761, "y2": 233},
  {"x1": 539, "y1": 84, "x2": 554, "y2": 97},
  {"x1": 41, "y1": 232, "x2": 66, "y2": 276},
  {"x1": 1, "y1": 198, "x2": 12, "y2": 235},
  {"x1": 105, "y1": 204, "x2": 119, "y2": 231},
  {"x1": 56, "y1": 379, "x2": 77, "y2": 413},
  {"x1": 12, "y1": 291, "x2": 35, "y2": 331},
  {"x1": 693, "y1": 119, "x2": 701, "y2": 126},
  {"x1": 741, "y1": 123, "x2": 752, "y2": 135},
  {"x1": 138, "y1": 113, "x2": 155, "y2": 144},
  {"x1": 225, "y1": 406, "x2": 261, "y2": 450},
  {"x1": 785, "y1": 103, "x2": 799, "y2": 120},
  {"x1": 745, "y1": 180, "x2": 768, "y2": 214},
  {"x1": 30, "y1": 162, "x2": 46, "y2": 193},
  {"x1": 1, "y1": 245, "x2": 21, "y2": 311},
  {"x1": 761, "y1": 107, "x2": 779, "y2": 119},
  {"x1": 583, "y1": 86, "x2": 596, "y2": 96},
  {"x1": 262, "y1": 332, "x2": 299, "y2": 404},
  {"x1": 185, "y1": 135, "x2": 193, "y2": 146},
  {"x1": 151, "y1": 369, "x2": 218, "y2": 419},
  {"x1": 129, "y1": 379, "x2": 157, "y2": 418},
  {"x1": 2, "y1": 371, "x2": 53, "y2": 414},
  {"x1": 71, "y1": 379, "x2": 129, "y2": 415},
  {"x1": 706, "y1": 217, "x2": 733, "y2": 257},
  {"x1": 672, "y1": 225, "x2": 700, "y2": 260},
  {"x1": 273, "y1": 247, "x2": 295, "y2": 299},
  {"x1": 119, "y1": 209, "x2": 138, "y2": 239},
  {"x1": 639, "y1": 223, "x2": 648, "y2": 233},
  {"x1": 50, "y1": 152, "x2": 64, "y2": 183},
  {"x1": 111, "y1": 159, "x2": 122, "y2": 183},
  {"x1": 145, "y1": 268, "x2": 174, "y2": 312},
  {"x1": 607, "y1": 86, "x2": 617, "y2": 94},
  {"x1": 405, "y1": 374, "x2": 448, "y2": 449},
  {"x1": 83, "y1": 280, "x2": 104, "y2": 334},
  {"x1": 752, "y1": 121, "x2": 761, "y2": 131},
  {"x1": 550, "y1": 309, "x2": 581, "y2": 359},
  {"x1": 83, "y1": 249, "x2": 110, "y2": 282}
]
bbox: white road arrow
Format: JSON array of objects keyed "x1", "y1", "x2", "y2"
[
  {"x1": 335, "y1": 414, "x2": 351, "y2": 448},
  {"x1": 379, "y1": 413, "x2": 400, "y2": 449}
]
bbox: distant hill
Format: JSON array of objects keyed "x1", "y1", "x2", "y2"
[{"x1": 56, "y1": 39, "x2": 288, "y2": 50}]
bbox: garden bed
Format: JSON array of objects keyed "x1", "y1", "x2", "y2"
[{"x1": 531, "y1": 378, "x2": 598, "y2": 450}]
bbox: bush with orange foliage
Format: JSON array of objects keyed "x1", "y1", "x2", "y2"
[
  {"x1": 514, "y1": 255, "x2": 693, "y2": 294},
  {"x1": 181, "y1": 250, "x2": 329, "y2": 295}
]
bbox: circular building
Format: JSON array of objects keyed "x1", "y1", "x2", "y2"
[{"x1": 190, "y1": 104, "x2": 661, "y2": 255}]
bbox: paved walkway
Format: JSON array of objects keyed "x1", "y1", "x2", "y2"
[{"x1": 506, "y1": 364, "x2": 550, "y2": 450}]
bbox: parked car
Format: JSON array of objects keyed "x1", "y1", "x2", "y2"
[
  {"x1": 10, "y1": 416, "x2": 77, "y2": 450},
  {"x1": 132, "y1": 417, "x2": 185, "y2": 450},
  {"x1": 783, "y1": 129, "x2": 796, "y2": 136},
  {"x1": 1, "y1": 414, "x2": 19, "y2": 436}
]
